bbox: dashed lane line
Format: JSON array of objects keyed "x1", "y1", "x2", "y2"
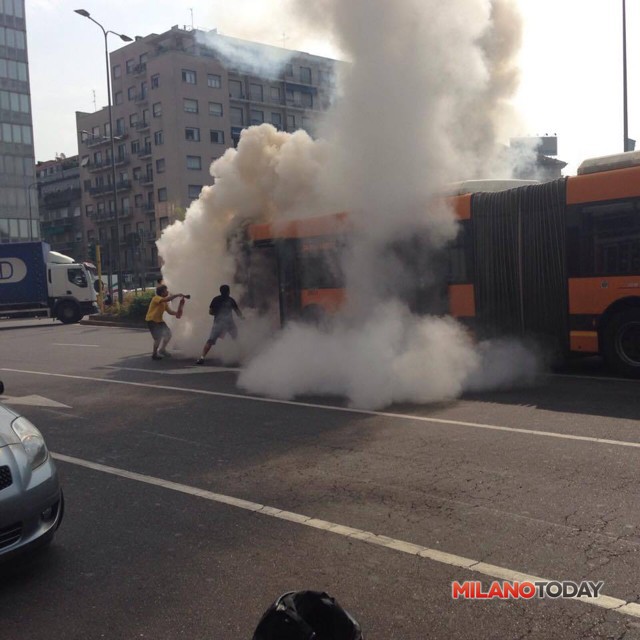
[{"x1": 52, "y1": 451, "x2": 640, "y2": 620}]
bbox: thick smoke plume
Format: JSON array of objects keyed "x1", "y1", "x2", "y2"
[{"x1": 158, "y1": 0, "x2": 540, "y2": 409}]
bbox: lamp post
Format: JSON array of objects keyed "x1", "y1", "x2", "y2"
[
  {"x1": 74, "y1": 9, "x2": 132, "y2": 304},
  {"x1": 623, "y1": 0, "x2": 630, "y2": 151}
]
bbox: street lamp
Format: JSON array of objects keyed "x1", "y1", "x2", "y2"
[{"x1": 74, "y1": 9, "x2": 132, "y2": 304}]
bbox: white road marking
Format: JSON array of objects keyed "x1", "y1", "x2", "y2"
[
  {"x1": 3, "y1": 367, "x2": 640, "y2": 450},
  {"x1": 0, "y1": 394, "x2": 71, "y2": 408},
  {"x1": 52, "y1": 343, "x2": 100, "y2": 348},
  {"x1": 51, "y1": 451, "x2": 640, "y2": 619},
  {"x1": 105, "y1": 365, "x2": 242, "y2": 375}
]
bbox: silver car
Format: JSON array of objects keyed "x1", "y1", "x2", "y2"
[{"x1": 0, "y1": 381, "x2": 64, "y2": 560}]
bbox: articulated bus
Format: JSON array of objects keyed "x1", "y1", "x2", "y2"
[{"x1": 246, "y1": 152, "x2": 640, "y2": 377}]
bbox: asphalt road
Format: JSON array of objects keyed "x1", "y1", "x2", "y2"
[{"x1": 1, "y1": 319, "x2": 640, "y2": 639}]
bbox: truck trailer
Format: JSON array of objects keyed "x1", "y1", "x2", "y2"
[{"x1": 0, "y1": 242, "x2": 98, "y2": 323}]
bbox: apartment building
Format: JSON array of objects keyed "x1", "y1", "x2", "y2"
[
  {"x1": 0, "y1": 0, "x2": 37, "y2": 243},
  {"x1": 36, "y1": 155, "x2": 83, "y2": 259},
  {"x1": 76, "y1": 26, "x2": 337, "y2": 285}
]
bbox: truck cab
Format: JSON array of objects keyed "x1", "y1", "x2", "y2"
[{"x1": 0, "y1": 242, "x2": 98, "y2": 324}]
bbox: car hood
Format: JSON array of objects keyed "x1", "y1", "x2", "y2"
[{"x1": 0, "y1": 403, "x2": 21, "y2": 447}]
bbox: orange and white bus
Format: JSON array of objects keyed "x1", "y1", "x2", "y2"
[{"x1": 246, "y1": 152, "x2": 640, "y2": 377}]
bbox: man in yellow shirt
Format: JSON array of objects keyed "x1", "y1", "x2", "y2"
[{"x1": 145, "y1": 284, "x2": 186, "y2": 360}]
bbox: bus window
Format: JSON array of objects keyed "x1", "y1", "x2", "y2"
[
  {"x1": 298, "y1": 249, "x2": 344, "y2": 289},
  {"x1": 447, "y1": 220, "x2": 472, "y2": 284},
  {"x1": 568, "y1": 198, "x2": 640, "y2": 276}
]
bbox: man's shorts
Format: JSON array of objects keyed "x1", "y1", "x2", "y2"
[
  {"x1": 147, "y1": 321, "x2": 171, "y2": 341},
  {"x1": 207, "y1": 320, "x2": 237, "y2": 345}
]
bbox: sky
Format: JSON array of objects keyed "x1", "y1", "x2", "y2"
[{"x1": 27, "y1": 0, "x2": 639, "y2": 174}]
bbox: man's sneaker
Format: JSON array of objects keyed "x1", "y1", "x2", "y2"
[
  {"x1": 159, "y1": 350, "x2": 172, "y2": 358},
  {"x1": 196, "y1": 357, "x2": 204, "y2": 365},
  {"x1": 152, "y1": 354, "x2": 163, "y2": 361}
]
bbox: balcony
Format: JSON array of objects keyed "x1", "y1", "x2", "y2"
[
  {"x1": 89, "y1": 154, "x2": 131, "y2": 172},
  {"x1": 134, "y1": 120, "x2": 150, "y2": 132},
  {"x1": 88, "y1": 183, "x2": 113, "y2": 196},
  {"x1": 136, "y1": 171, "x2": 153, "y2": 186},
  {"x1": 142, "y1": 203, "x2": 155, "y2": 215},
  {"x1": 84, "y1": 135, "x2": 110, "y2": 149},
  {"x1": 42, "y1": 186, "x2": 81, "y2": 204},
  {"x1": 133, "y1": 62, "x2": 147, "y2": 76},
  {"x1": 134, "y1": 91, "x2": 148, "y2": 104},
  {"x1": 137, "y1": 144, "x2": 152, "y2": 159}
]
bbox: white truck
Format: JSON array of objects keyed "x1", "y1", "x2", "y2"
[{"x1": 0, "y1": 241, "x2": 98, "y2": 324}]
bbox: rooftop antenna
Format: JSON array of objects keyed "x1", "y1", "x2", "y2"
[
  {"x1": 190, "y1": 7, "x2": 194, "y2": 30},
  {"x1": 91, "y1": 89, "x2": 97, "y2": 112}
]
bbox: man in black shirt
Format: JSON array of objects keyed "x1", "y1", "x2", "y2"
[{"x1": 196, "y1": 284, "x2": 244, "y2": 364}]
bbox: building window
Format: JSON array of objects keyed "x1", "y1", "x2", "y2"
[
  {"x1": 182, "y1": 69, "x2": 197, "y2": 84},
  {"x1": 152, "y1": 102, "x2": 162, "y2": 117},
  {"x1": 140, "y1": 52, "x2": 148, "y2": 64},
  {"x1": 86, "y1": 204, "x2": 94, "y2": 217},
  {"x1": 116, "y1": 117, "x2": 125, "y2": 135},
  {"x1": 134, "y1": 194, "x2": 143, "y2": 207},
  {"x1": 158, "y1": 187, "x2": 168, "y2": 202},
  {"x1": 287, "y1": 114, "x2": 296, "y2": 130},
  {"x1": 270, "y1": 87, "x2": 281, "y2": 103},
  {"x1": 183, "y1": 98, "x2": 198, "y2": 114},
  {"x1": 128, "y1": 86, "x2": 136, "y2": 101},
  {"x1": 151, "y1": 74, "x2": 160, "y2": 89},
  {"x1": 113, "y1": 64, "x2": 121, "y2": 79},
  {"x1": 249, "y1": 83, "x2": 263, "y2": 102},
  {"x1": 209, "y1": 102, "x2": 223, "y2": 117},
  {"x1": 207, "y1": 73, "x2": 221, "y2": 88},
  {"x1": 300, "y1": 67, "x2": 312, "y2": 84},
  {"x1": 285, "y1": 63, "x2": 293, "y2": 76},
  {"x1": 271, "y1": 112, "x2": 282, "y2": 128},
  {"x1": 129, "y1": 113, "x2": 138, "y2": 126},
  {"x1": 154, "y1": 130, "x2": 164, "y2": 145},
  {"x1": 185, "y1": 127, "x2": 200, "y2": 142},
  {"x1": 131, "y1": 140, "x2": 140, "y2": 154},
  {"x1": 115, "y1": 92, "x2": 123, "y2": 105},
  {"x1": 302, "y1": 93, "x2": 313, "y2": 108},
  {"x1": 126, "y1": 59, "x2": 135, "y2": 74},
  {"x1": 230, "y1": 107, "x2": 243, "y2": 126},
  {"x1": 210, "y1": 130, "x2": 225, "y2": 144},
  {"x1": 250, "y1": 110, "x2": 264, "y2": 125},
  {"x1": 188, "y1": 185, "x2": 202, "y2": 200},
  {"x1": 229, "y1": 80, "x2": 243, "y2": 99},
  {"x1": 186, "y1": 155, "x2": 202, "y2": 170},
  {"x1": 140, "y1": 81, "x2": 147, "y2": 100},
  {"x1": 156, "y1": 158, "x2": 165, "y2": 173}
]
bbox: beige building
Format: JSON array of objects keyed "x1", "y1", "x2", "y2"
[{"x1": 76, "y1": 26, "x2": 337, "y2": 285}]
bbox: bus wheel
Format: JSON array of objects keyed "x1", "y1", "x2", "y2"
[
  {"x1": 56, "y1": 301, "x2": 81, "y2": 324},
  {"x1": 603, "y1": 309, "x2": 640, "y2": 378}
]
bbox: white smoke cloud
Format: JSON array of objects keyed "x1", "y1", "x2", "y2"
[{"x1": 158, "y1": 0, "x2": 542, "y2": 409}]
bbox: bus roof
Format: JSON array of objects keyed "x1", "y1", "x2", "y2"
[
  {"x1": 577, "y1": 150, "x2": 640, "y2": 175},
  {"x1": 250, "y1": 212, "x2": 350, "y2": 242},
  {"x1": 446, "y1": 179, "x2": 539, "y2": 195}
]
